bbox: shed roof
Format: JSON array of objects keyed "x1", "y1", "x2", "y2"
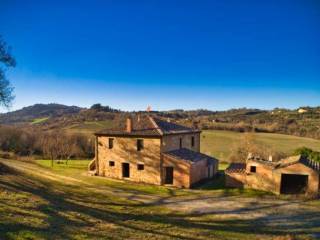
[
  {"x1": 163, "y1": 148, "x2": 218, "y2": 165},
  {"x1": 275, "y1": 155, "x2": 320, "y2": 172},
  {"x1": 247, "y1": 155, "x2": 320, "y2": 172},
  {"x1": 225, "y1": 163, "x2": 246, "y2": 174}
]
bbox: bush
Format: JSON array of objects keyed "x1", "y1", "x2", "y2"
[{"x1": 294, "y1": 147, "x2": 320, "y2": 162}]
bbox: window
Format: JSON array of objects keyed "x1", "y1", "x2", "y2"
[
  {"x1": 137, "y1": 139, "x2": 144, "y2": 151},
  {"x1": 191, "y1": 136, "x2": 195, "y2": 147},
  {"x1": 109, "y1": 161, "x2": 115, "y2": 167},
  {"x1": 250, "y1": 166, "x2": 256, "y2": 173},
  {"x1": 137, "y1": 164, "x2": 144, "y2": 171},
  {"x1": 179, "y1": 138, "x2": 182, "y2": 149},
  {"x1": 108, "y1": 138, "x2": 114, "y2": 149}
]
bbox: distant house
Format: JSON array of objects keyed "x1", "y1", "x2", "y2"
[
  {"x1": 298, "y1": 108, "x2": 308, "y2": 114},
  {"x1": 225, "y1": 155, "x2": 320, "y2": 195},
  {"x1": 89, "y1": 115, "x2": 218, "y2": 188}
]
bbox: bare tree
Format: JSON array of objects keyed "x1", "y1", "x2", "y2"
[
  {"x1": 40, "y1": 132, "x2": 60, "y2": 167},
  {"x1": 228, "y1": 133, "x2": 287, "y2": 162},
  {"x1": 0, "y1": 36, "x2": 16, "y2": 108}
]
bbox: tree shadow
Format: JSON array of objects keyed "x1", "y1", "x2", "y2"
[{"x1": 0, "y1": 166, "x2": 319, "y2": 239}]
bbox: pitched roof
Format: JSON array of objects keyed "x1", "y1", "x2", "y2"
[
  {"x1": 247, "y1": 155, "x2": 320, "y2": 172},
  {"x1": 95, "y1": 115, "x2": 200, "y2": 137},
  {"x1": 274, "y1": 155, "x2": 320, "y2": 172},
  {"x1": 225, "y1": 163, "x2": 246, "y2": 174},
  {"x1": 162, "y1": 148, "x2": 218, "y2": 165},
  {"x1": 247, "y1": 156, "x2": 275, "y2": 166}
]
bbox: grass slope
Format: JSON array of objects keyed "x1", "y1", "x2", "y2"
[
  {"x1": 201, "y1": 130, "x2": 320, "y2": 161},
  {"x1": 65, "y1": 121, "x2": 320, "y2": 162},
  {"x1": 0, "y1": 159, "x2": 319, "y2": 240}
]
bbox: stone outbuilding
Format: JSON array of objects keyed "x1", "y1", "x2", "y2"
[
  {"x1": 225, "y1": 155, "x2": 320, "y2": 195},
  {"x1": 89, "y1": 115, "x2": 219, "y2": 188}
]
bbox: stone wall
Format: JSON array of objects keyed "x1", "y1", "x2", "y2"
[
  {"x1": 225, "y1": 172, "x2": 246, "y2": 188},
  {"x1": 190, "y1": 160, "x2": 210, "y2": 185},
  {"x1": 273, "y1": 163, "x2": 319, "y2": 194},
  {"x1": 231, "y1": 160, "x2": 320, "y2": 195},
  {"x1": 161, "y1": 133, "x2": 200, "y2": 152},
  {"x1": 245, "y1": 160, "x2": 277, "y2": 193},
  {"x1": 97, "y1": 136, "x2": 162, "y2": 185},
  {"x1": 162, "y1": 155, "x2": 191, "y2": 188}
]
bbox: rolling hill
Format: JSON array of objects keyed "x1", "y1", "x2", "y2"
[{"x1": 0, "y1": 103, "x2": 82, "y2": 124}]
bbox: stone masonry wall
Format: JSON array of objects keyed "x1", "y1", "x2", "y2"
[
  {"x1": 161, "y1": 133, "x2": 200, "y2": 153},
  {"x1": 162, "y1": 155, "x2": 191, "y2": 188},
  {"x1": 97, "y1": 136, "x2": 162, "y2": 185}
]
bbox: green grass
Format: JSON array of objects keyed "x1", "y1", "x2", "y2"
[
  {"x1": 0, "y1": 159, "x2": 319, "y2": 240},
  {"x1": 35, "y1": 160, "x2": 188, "y2": 196},
  {"x1": 201, "y1": 130, "x2": 320, "y2": 161},
  {"x1": 31, "y1": 117, "x2": 49, "y2": 124},
  {"x1": 66, "y1": 120, "x2": 114, "y2": 134}
]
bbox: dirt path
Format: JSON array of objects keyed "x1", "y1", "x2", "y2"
[{"x1": 0, "y1": 159, "x2": 89, "y2": 186}]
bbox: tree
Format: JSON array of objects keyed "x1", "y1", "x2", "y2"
[
  {"x1": 294, "y1": 147, "x2": 320, "y2": 162},
  {"x1": 0, "y1": 36, "x2": 16, "y2": 108},
  {"x1": 40, "y1": 132, "x2": 60, "y2": 167},
  {"x1": 229, "y1": 133, "x2": 287, "y2": 162}
]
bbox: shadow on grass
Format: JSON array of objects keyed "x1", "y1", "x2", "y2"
[{"x1": 0, "y1": 164, "x2": 319, "y2": 240}]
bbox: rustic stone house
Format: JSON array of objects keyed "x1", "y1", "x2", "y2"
[
  {"x1": 89, "y1": 115, "x2": 218, "y2": 188},
  {"x1": 225, "y1": 155, "x2": 320, "y2": 195}
]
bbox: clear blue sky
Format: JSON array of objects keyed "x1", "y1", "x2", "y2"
[{"x1": 1, "y1": 0, "x2": 319, "y2": 112}]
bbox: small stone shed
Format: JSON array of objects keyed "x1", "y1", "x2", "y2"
[{"x1": 225, "y1": 155, "x2": 320, "y2": 195}]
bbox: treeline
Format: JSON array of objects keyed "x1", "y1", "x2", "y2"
[
  {"x1": 200, "y1": 121, "x2": 320, "y2": 139},
  {"x1": 0, "y1": 126, "x2": 94, "y2": 160},
  {"x1": 90, "y1": 103, "x2": 120, "y2": 112}
]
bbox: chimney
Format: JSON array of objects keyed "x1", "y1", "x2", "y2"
[
  {"x1": 126, "y1": 117, "x2": 132, "y2": 133},
  {"x1": 193, "y1": 121, "x2": 199, "y2": 129}
]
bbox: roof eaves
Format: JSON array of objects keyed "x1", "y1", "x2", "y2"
[
  {"x1": 149, "y1": 116, "x2": 164, "y2": 136},
  {"x1": 94, "y1": 132, "x2": 161, "y2": 138}
]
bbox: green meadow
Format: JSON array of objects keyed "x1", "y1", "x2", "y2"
[
  {"x1": 64, "y1": 120, "x2": 320, "y2": 162},
  {"x1": 1, "y1": 159, "x2": 319, "y2": 240},
  {"x1": 201, "y1": 130, "x2": 320, "y2": 162}
]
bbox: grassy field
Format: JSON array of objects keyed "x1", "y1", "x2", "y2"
[
  {"x1": 201, "y1": 130, "x2": 320, "y2": 162},
  {"x1": 64, "y1": 121, "x2": 320, "y2": 162},
  {"x1": 65, "y1": 120, "x2": 114, "y2": 135},
  {"x1": 0, "y1": 159, "x2": 319, "y2": 240}
]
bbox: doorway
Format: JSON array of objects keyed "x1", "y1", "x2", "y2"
[
  {"x1": 280, "y1": 174, "x2": 308, "y2": 194},
  {"x1": 122, "y1": 163, "x2": 130, "y2": 178},
  {"x1": 164, "y1": 167, "x2": 174, "y2": 184}
]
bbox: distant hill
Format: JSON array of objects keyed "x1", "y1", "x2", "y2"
[
  {"x1": 0, "y1": 103, "x2": 82, "y2": 124},
  {"x1": 0, "y1": 103, "x2": 319, "y2": 140}
]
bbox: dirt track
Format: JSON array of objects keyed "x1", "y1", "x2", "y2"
[{"x1": 1, "y1": 159, "x2": 320, "y2": 238}]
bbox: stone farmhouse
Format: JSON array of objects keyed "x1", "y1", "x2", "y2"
[
  {"x1": 225, "y1": 155, "x2": 320, "y2": 195},
  {"x1": 89, "y1": 115, "x2": 218, "y2": 188}
]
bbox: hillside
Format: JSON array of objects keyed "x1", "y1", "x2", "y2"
[
  {"x1": 1, "y1": 159, "x2": 319, "y2": 240},
  {"x1": 1, "y1": 104, "x2": 319, "y2": 140},
  {"x1": 0, "y1": 104, "x2": 82, "y2": 124},
  {"x1": 201, "y1": 130, "x2": 320, "y2": 161}
]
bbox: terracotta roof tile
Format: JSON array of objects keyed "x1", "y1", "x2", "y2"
[
  {"x1": 163, "y1": 148, "x2": 218, "y2": 165},
  {"x1": 225, "y1": 163, "x2": 246, "y2": 173},
  {"x1": 95, "y1": 115, "x2": 200, "y2": 137}
]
